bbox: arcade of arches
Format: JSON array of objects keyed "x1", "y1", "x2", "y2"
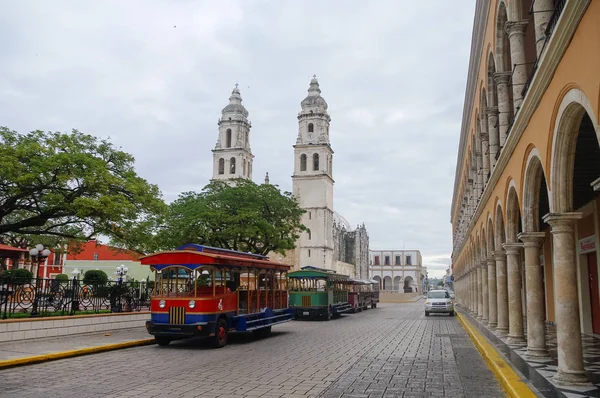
[{"x1": 451, "y1": 0, "x2": 600, "y2": 386}]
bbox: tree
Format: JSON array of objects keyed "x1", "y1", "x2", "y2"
[
  {"x1": 0, "y1": 128, "x2": 167, "y2": 249},
  {"x1": 147, "y1": 179, "x2": 307, "y2": 255}
]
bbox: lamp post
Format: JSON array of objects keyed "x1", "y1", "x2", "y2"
[
  {"x1": 28, "y1": 244, "x2": 51, "y2": 317},
  {"x1": 28, "y1": 244, "x2": 51, "y2": 278},
  {"x1": 113, "y1": 264, "x2": 128, "y2": 312},
  {"x1": 115, "y1": 264, "x2": 128, "y2": 284}
]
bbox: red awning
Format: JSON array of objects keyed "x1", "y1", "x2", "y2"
[
  {"x1": 140, "y1": 250, "x2": 291, "y2": 271},
  {"x1": 0, "y1": 244, "x2": 28, "y2": 253}
]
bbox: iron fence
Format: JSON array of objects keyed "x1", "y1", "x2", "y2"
[{"x1": 0, "y1": 277, "x2": 153, "y2": 319}]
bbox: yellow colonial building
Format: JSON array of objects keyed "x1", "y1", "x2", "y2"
[{"x1": 452, "y1": 0, "x2": 600, "y2": 386}]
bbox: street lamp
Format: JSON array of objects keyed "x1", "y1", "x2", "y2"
[
  {"x1": 29, "y1": 244, "x2": 51, "y2": 278},
  {"x1": 115, "y1": 264, "x2": 129, "y2": 284},
  {"x1": 28, "y1": 244, "x2": 51, "y2": 317}
]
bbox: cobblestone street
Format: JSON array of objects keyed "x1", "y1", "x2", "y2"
[{"x1": 0, "y1": 302, "x2": 505, "y2": 398}]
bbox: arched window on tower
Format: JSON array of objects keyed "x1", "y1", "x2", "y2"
[
  {"x1": 218, "y1": 158, "x2": 225, "y2": 175},
  {"x1": 243, "y1": 160, "x2": 246, "y2": 175},
  {"x1": 300, "y1": 154, "x2": 307, "y2": 171},
  {"x1": 226, "y1": 129, "x2": 232, "y2": 148},
  {"x1": 308, "y1": 123, "x2": 314, "y2": 133},
  {"x1": 230, "y1": 157, "x2": 236, "y2": 174},
  {"x1": 308, "y1": 231, "x2": 311, "y2": 240},
  {"x1": 313, "y1": 153, "x2": 319, "y2": 171}
]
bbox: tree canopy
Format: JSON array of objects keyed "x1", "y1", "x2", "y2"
[
  {"x1": 0, "y1": 127, "x2": 167, "y2": 248},
  {"x1": 137, "y1": 179, "x2": 307, "y2": 255}
]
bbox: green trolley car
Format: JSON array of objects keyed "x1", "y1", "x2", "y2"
[{"x1": 288, "y1": 266, "x2": 352, "y2": 320}]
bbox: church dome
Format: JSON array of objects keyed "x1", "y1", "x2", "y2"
[
  {"x1": 222, "y1": 84, "x2": 249, "y2": 117},
  {"x1": 333, "y1": 211, "x2": 351, "y2": 230},
  {"x1": 301, "y1": 75, "x2": 328, "y2": 110}
]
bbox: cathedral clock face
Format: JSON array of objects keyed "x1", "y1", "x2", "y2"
[{"x1": 308, "y1": 133, "x2": 314, "y2": 142}]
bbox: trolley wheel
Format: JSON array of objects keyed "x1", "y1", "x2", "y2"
[
  {"x1": 213, "y1": 317, "x2": 229, "y2": 348},
  {"x1": 155, "y1": 336, "x2": 171, "y2": 347},
  {"x1": 371, "y1": 302, "x2": 377, "y2": 309},
  {"x1": 253, "y1": 326, "x2": 272, "y2": 339}
]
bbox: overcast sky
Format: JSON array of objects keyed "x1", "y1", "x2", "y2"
[{"x1": 0, "y1": 1, "x2": 475, "y2": 277}]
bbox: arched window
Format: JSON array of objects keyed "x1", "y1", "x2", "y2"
[
  {"x1": 308, "y1": 231, "x2": 311, "y2": 240},
  {"x1": 218, "y1": 158, "x2": 225, "y2": 175},
  {"x1": 300, "y1": 154, "x2": 307, "y2": 171},
  {"x1": 313, "y1": 153, "x2": 319, "y2": 171},
  {"x1": 243, "y1": 160, "x2": 246, "y2": 175},
  {"x1": 230, "y1": 157, "x2": 236, "y2": 174},
  {"x1": 308, "y1": 123, "x2": 314, "y2": 133},
  {"x1": 226, "y1": 129, "x2": 232, "y2": 148}
]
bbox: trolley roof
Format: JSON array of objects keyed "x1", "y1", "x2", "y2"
[
  {"x1": 140, "y1": 244, "x2": 289, "y2": 272},
  {"x1": 288, "y1": 268, "x2": 349, "y2": 280}
]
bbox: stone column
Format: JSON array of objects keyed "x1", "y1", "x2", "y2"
[
  {"x1": 482, "y1": 261, "x2": 489, "y2": 322},
  {"x1": 518, "y1": 232, "x2": 550, "y2": 358},
  {"x1": 475, "y1": 264, "x2": 483, "y2": 319},
  {"x1": 506, "y1": 21, "x2": 529, "y2": 111},
  {"x1": 469, "y1": 269, "x2": 474, "y2": 313},
  {"x1": 494, "y1": 72, "x2": 512, "y2": 147},
  {"x1": 503, "y1": 243, "x2": 526, "y2": 345},
  {"x1": 533, "y1": 0, "x2": 554, "y2": 57},
  {"x1": 480, "y1": 133, "x2": 490, "y2": 184},
  {"x1": 543, "y1": 213, "x2": 588, "y2": 384},
  {"x1": 487, "y1": 256, "x2": 498, "y2": 328},
  {"x1": 486, "y1": 107, "x2": 500, "y2": 169},
  {"x1": 495, "y1": 250, "x2": 509, "y2": 335},
  {"x1": 472, "y1": 269, "x2": 476, "y2": 314}
]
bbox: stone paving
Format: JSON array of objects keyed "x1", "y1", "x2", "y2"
[{"x1": 0, "y1": 302, "x2": 506, "y2": 398}]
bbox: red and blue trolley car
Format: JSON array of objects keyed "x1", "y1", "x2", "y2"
[{"x1": 141, "y1": 244, "x2": 293, "y2": 348}]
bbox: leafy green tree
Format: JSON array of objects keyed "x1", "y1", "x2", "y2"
[
  {"x1": 55, "y1": 273, "x2": 69, "y2": 282},
  {"x1": 0, "y1": 128, "x2": 167, "y2": 249},
  {"x1": 83, "y1": 270, "x2": 108, "y2": 285},
  {"x1": 145, "y1": 179, "x2": 307, "y2": 255}
]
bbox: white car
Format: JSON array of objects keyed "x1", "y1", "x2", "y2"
[{"x1": 425, "y1": 289, "x2": 454, "y2": 316}]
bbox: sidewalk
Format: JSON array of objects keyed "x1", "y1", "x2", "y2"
[{"x1": 0, "y1": 327, "x2": 154, "y2": 369}]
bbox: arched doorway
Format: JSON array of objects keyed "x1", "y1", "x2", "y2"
[
  {"x1": 403, "y1": 276, "x2": 414, "y2": 293},
  {"x1": 372, "y1": 275, "x2": 382, "y2": 290},
  {"x1": 383, "y1": 276, "x2": 392, "y2": 291},
  {"x1": 393, "y1": 276, "x2": 402, "y2": 291}
]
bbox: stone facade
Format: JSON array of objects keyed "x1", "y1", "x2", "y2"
[
  {"x1": 452, "y1": 0, "x2": 600, "y2": 386},
  {"x1": 368, "y1": 250, "x2": 422, "y2": 292}
]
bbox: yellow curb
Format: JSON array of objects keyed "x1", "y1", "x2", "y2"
[
  {"x1": 457, "y1": 312, "x2": 537, "y2": 398},
  {"x1": 0, "y1": 338, "x2": 156, "y2": 370}
]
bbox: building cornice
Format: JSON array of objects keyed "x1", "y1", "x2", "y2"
[
  {"x1": 454, "y1": 0, "x2": 591, "y2": 258},
  {"x1": 451, "y1": 0, "x2": 489, "y2": 222},
  {"x1": 291, "y1": 173, "x2": 335, "y2": 184}
]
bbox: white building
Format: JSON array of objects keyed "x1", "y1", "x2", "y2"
[
  {"x1": 210, "y1": 77, "x2": 369, "y2": 278},
  {"x1": 368, "y1": 250, "x2": 422, "y2": 292},
  {"x1": 211, "y1": 84, "x2": 254, "y2": 181}
]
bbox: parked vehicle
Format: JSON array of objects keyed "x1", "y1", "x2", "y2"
[
  {"x1": 288, "y1": 266, "x2": 352, "y2": 320},
  {"x1": 141, "y1": 244, "x2": 293, "y2": 348},
  {"x1": 424, "y1": 289, "x2": 454, "y2": 316}
]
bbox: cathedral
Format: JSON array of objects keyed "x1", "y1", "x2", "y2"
[{"x1": 211, "y1": 77, "x2": 369, "y2": 278}]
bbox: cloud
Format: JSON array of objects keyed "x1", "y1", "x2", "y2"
[{"x1": 0, "y1": 0, "x2": 475, "y2": 278}]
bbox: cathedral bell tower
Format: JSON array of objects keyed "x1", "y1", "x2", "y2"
[
  {"x1": 212, "y1": 84, "x2": 254, "y2": 181},
  {"x1": 292, "y1": 76, "x2": 335, "y2": 269}
]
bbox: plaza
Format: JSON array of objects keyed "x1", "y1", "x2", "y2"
[{"x1": 0, "y1": 302, "x2": 504, "y2": 398}]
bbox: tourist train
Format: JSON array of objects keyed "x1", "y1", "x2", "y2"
[{"x1": 142, "y1": 245, "x2": 380, "y2": 347}]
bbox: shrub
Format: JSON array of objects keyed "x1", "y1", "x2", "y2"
[
  {"x1": 83, "y1": 270, "x2": 108, "y2": 285},
  {"x1": 55, "y1": 274, "x2": 69, "y2": 282},
  {"x1": 0, "y1": 268, "x2": 33, "y2": 285}
]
